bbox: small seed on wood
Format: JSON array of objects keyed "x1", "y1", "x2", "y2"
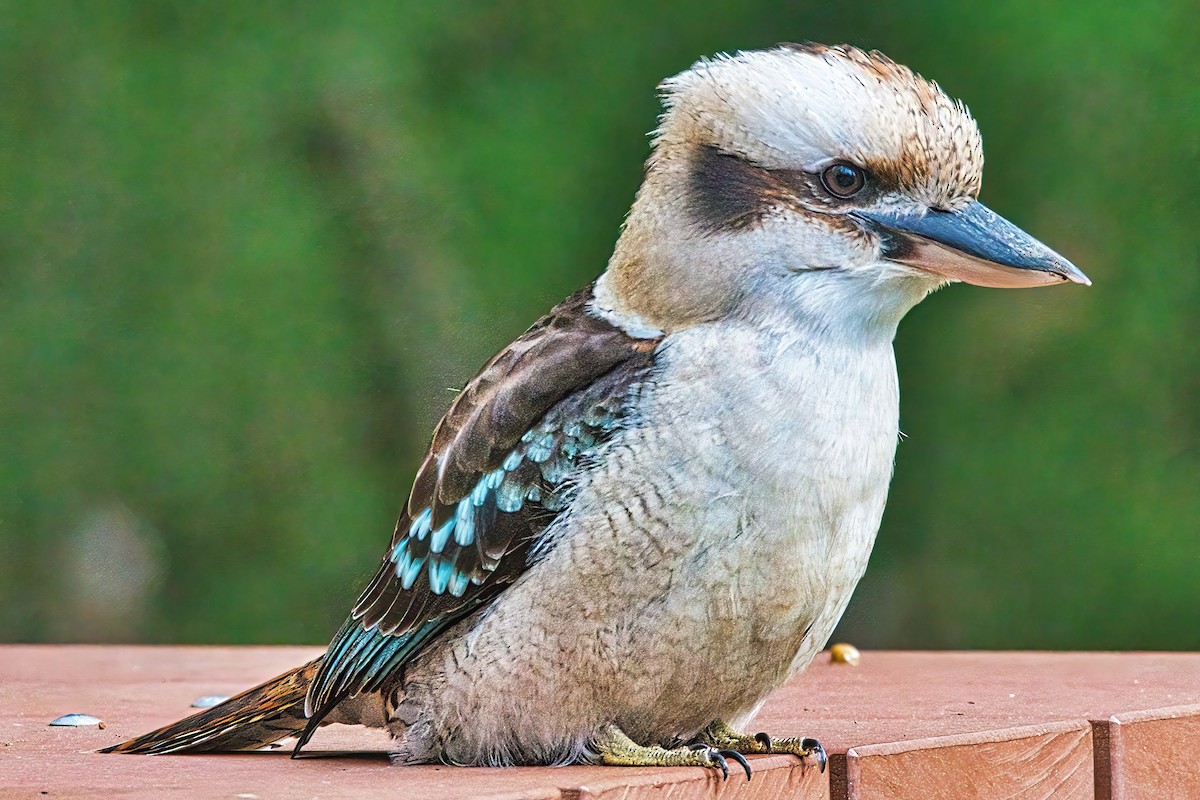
[{"x1": 830, "y1": 643, "x2": 861, "y2": 666}]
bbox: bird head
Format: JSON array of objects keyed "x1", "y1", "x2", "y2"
[{"x1": 600, "y1": 44, "x2": 1089, "y2": 335}]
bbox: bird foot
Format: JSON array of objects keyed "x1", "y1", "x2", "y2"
[
  {"x1": 592, "y1": 723, "x2": 752, "y2": 780},
  {"x1": 694, "y1": 719, "x2": 827, "y2": 773}
]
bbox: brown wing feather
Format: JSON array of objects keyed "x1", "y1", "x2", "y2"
[
  {"x1": 301, "y1": 283, "x2": 660, "y2": 734},
  {"x1": 415, "y1": 286, "x2": 652, "y2": 527},
  {"x1": 352, "y1": 285, "x2": 658, "y2": 628}
]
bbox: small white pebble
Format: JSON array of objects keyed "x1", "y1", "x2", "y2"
[{"x1": 49, "y1": 714, "x2": 103, "y2": 727}]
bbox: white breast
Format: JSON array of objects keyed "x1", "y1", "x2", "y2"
[
  {"x1": 646, "y1": 317, "x2": 899, "y2": 651},
  {"x1": 526, "y1": 313, "x2": 905, "y2": 742}
]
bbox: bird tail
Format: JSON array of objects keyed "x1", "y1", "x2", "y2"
[{"x1": 101, "y1": 658, "x2": 320, "y2": 754}]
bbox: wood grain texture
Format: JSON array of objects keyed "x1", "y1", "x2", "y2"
[
  {"x1": 1094, "y1": 704, "x2": 1200, "y2": 800},
  {"x1": 842, "y1": 721, "x2": 1092, "y2": 800}
]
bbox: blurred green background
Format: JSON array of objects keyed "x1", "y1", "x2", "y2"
[{"x1": 2, "y1": 1, "x2": 1196, "y2": 649}]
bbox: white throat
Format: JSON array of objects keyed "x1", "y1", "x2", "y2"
[{"x1": 736, "y1": 265, "x2": 938, "y2": 350}]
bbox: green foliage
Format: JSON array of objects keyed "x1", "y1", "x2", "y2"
[{"x1": 1, "y1": 1, "x2": 1195, "y2": 647}]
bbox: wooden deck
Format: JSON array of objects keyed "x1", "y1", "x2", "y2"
[{"x1": 4, "y1": 646, "x2": 1198, "y2": 799}]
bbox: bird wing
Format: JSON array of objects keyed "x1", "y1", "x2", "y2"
[{"x1": 299, "y1": 284, "x2": 660, "y2": 743}]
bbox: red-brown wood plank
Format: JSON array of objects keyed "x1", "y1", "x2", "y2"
[
  {"x1": 1093, "y1": 703, "x2": 1200, "y2": 800},
  {"x1": 839, "y1": 721, "x2": 1093, "y2": 800},
  {"x1": 755, "y1": 650, "x2": 1200, "y2": 799},
  {"x1": 4, "y1": 646, "x2": 1200, "y2": 799},
  {"x1": 565, "y1": 755, "x2": 825, "y2": 800}
]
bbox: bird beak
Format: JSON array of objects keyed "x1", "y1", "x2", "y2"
[{"x1": 852, "y1": 201, "x2": 1090, "y2": 288}]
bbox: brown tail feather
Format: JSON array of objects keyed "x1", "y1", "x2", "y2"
[{"x1": 101, "y1": 658, "x2": 320, "y2": 754}]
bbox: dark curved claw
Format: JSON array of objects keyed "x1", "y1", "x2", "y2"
[
  {"x1": 708, "y1": 749, "x2": 729, "y2": 781},
  {"x1": 754, "y1": 731, "x2": 772, "y2": 750},
  {"x1": 719, "y1": 749, "x2": 753, "y2": 781},
  {"x1": 802, "y1": 737, "x2": 827, "y2": 773}
]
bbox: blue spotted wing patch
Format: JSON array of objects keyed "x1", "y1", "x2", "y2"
[
  {"x1": 300, "y1": 284, "x2": 660, "y2": 738},
  {"x1": 383, "y1": 399, "x2": 622, "y2": 608}
]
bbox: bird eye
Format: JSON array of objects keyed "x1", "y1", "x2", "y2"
[{"x1": 820, "y1": 163, "x2": 867, "y2": 198}]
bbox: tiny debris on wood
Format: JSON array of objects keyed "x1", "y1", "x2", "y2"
[{"x1": 830, "y1": 642, "x2": 861, "y2": 666}]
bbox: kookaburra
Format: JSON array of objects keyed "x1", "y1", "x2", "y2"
[{"x1": 105, "y1": 43, "x2": 1089, "y2": 776}]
